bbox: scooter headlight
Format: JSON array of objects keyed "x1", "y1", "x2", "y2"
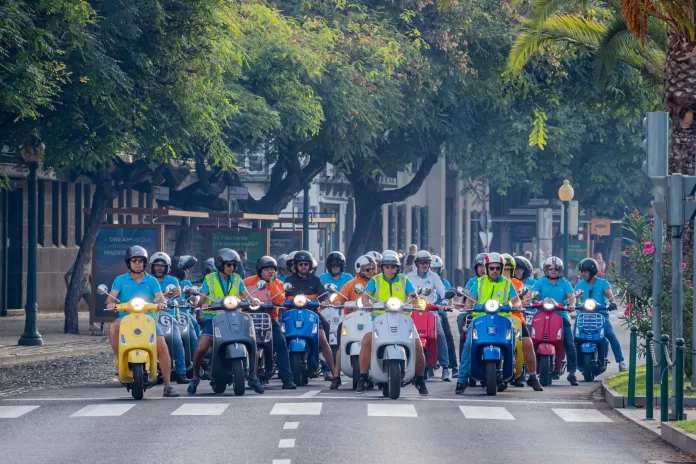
[
  {"x1": 385, "y1": 297, "x2": 402, "y2": 312},
  {"x1": 130, "y1": 298, "x2": 145, "y2": 312},
  {"x1": 542, "y1": 298, "x2": 556, "y2": 311},
  {"x1": 223, "y1": 296, "x2": 239, "y2": 310},
  {"x1": 417, "y1": 298, "x2": 428, "y2": 310},
  {"x1": 342, "y1": 326, "x2": 348, "y2": 336},
  {"x1": 294, "y1": 294, "x2": 308, "y2": 308},
  {"x1": 583, "y1": 299, "x2": 597, "y2": 311},
  {"x1": 484, "y1": 300, "x2": 500, "y2": 313}
]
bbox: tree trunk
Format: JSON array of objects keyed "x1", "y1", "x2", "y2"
[
  {"x1": 174, "y1": 217, "x2": 193, "y2": 256},
  {"x1": 64, "y1": 179, "x2": 108, "y2": 334},
  {"x1": 665, "y1": 31, "x2": 696, "y2": 263},
  {"x1": 346, "y1": 185, "x2": 383, "y2": 267}
]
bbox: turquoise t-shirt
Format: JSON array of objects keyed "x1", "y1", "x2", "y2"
[
  {"x1": 531, "y1": 276, "x2": 574, "y2": 318},
  {"x1": 112, "y1": 272, "x2": 162, "y2": 318},
  {"x1": 575, "y1": 277, "x2": 612, "y2": 314}
]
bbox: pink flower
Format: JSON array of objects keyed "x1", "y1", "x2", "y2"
[
  {"x1": 623, "y1": 247, "x2": 632, "y2": 256},
  {"x1": 623, "y1": 308, "x2": 629, "y2": 316},
  {"x1": 635, "y1": 314, "x2": 640, "y2": 319},
  {"x1": 683, "y1": 262, "x2": 687, "y2": 271},
  {"x1": 642, "y1": 242, "x2": 655, "y2": 254},
  {"x1": 626, "y1": 302, "x2": 633, "y2": 313},
  {"x1": 649, "y1": 308, "x2": 653, "y2": 316},
  {"x1": 651, "y1": 218, "x2": 655, "y2": 225},
  {"x1": 667, "y1": 243, "x2": 672, "y2": 250}
]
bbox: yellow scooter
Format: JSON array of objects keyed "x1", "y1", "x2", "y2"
[
  {"x1": 98, "y1": 285, "x2": 159, "y2": 400},
  {"x1": 509, "y1": 314, "x2": 524, "y2": 380}
]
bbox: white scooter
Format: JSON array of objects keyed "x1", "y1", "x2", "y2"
[
  {"x1": 323, "y1": 284, "x2": 344, "y2": 352},
  {"x1": 356, "y1": 287, "x2": 418, "y2": 400},
  {"x1": 339, "y1": 284, "x2": 373, "y2": 390}
]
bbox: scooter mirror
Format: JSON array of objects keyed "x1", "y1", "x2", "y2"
[
  {"x1": 325, "y1": 283, "x2": 338, "y2": 292},
  {"x1": 574, "y1": 289, "x2": 584, "y2": 297},
  {"x1": 456, "y1": 286, "x2": 465, "y2": 295},
  {"x1": 527, "y1": 291, "x2": 540, "y2": 300},
  {"x1": 165, "y1": 284, "x2": 176, "y2": 294},
  {"x1": 354, "y1": 284, "x2": 365, "y2": 294},
  {"x1": 256, "y1": 280, "x2": 267, "y2": 290},
  {"x1": 97, "y1": 284, "x2": 109, "y2": 295},
  {"x1": 283, "y1": 282, "x2": 293, "y2": 291},
  {"x1": 519, "y1": 286, "x2": 528, "y2": 297},
  {"x1": 356, "y1": 298, "x2": 364, "y2": 309},
  {"x1": 444, "y1": 290, "x2": 456, "y2": 300}
]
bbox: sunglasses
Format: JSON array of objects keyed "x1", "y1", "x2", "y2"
[
  {"x1": 297, "y1": 262, "x2": 311, "y2": 267},
  {"x1": 223, "y1": 262, "x2": 236, "y2": 267},
  {"x1": 488, "y1": 266, "x2": 502, "y2": 271},
  {"x1": 548, "y1": 267, "x2": 560, "y2": 271},
  {"x1": 129, "y1": 258, "x2": 145, "y2": 264}
]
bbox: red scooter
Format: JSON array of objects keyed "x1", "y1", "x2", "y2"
[
  {"x1": 413, "y1": 302, "x2": 439, "y2": 376},
  {"x1": 528, "y1": 298, "x2": 568, "y2": 387}
]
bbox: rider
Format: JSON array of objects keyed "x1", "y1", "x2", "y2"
[
  {"x1": 455, "y1": 252, "x2": 526, "y2": 394},
  {"x1": 501, "y1": 253, "x2": 543, "y2": 390},
  {"x1": 187, "y1": 248, "x2": 264, "y2": 395},
  {"x1": 356, "y1": 251, "x2": 430, "y2": 396},
  {"x1": 406, "y1": 250, "x2": 451, "y2": 381},
  {"x1": 575, "y1": 258, "x2": 626, "y2": 372},
  {"x1": 458, "y1": 253, "x2": 487, "y2": 338},
  {"x1": 286, "y1": 251, "x2": 299, "y2": 277},
  {"x1": 320, "y1": 251, "x2": 353, "y2": 290},
  {"x1": 170, "y1": 255, "x2": 201, "y2": 346},
  {"x1": 243, "y1": 256, "x2": 297, "y2": 389},
  {"x1": 284, "y1": 250, "x2": 339, "y2": 382},
  {"x1": 329, "y1": 255, "x2": 378, "y2": 389},
  {"x1": 531, "y1": 256, "x2": 578, "y2": 385},
  {"x1": 149, "y1": 252, "x2": 189, "y2": 384},
  {"x1": 106, "y1": 246, "x2": 180, "y2": 397},
  {"x1": 277, "y1": 254, "x2": 290, "y2": 282},
  {"x1": 514, "y1": 255, "x2": 536, "y2": 288},
  {"x1": 430, "y1": 255, "x2": 459, "y2": 376}
]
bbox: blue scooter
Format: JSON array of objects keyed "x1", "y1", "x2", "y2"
[
  {"x1": 281, "y1": 283, "x2": 321, "y2": 386},
  {"x1": 469, "y1": 299, "x2": 516, "y2": 396},
  {"x1": 574, "y1": 298, "x2": 610, "y2": 382}
]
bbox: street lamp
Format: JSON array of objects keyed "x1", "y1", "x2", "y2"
[
  {"x1": 558, "y1": 180, "x2": 575, "y2": 278},
  {"x1": 18, "y1": 133, "x2": 44, "y2": 346}
]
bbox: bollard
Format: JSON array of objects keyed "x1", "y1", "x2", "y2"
[
  {"x1": 661, "y1": 334, "x2": 670, "y2": 422},
  {"x1": 646, "y1": 331, "x2": 654, "y2": 420},
  {"x1": 628, "y1": 326, "x2": 638, "y2": 408},
  {"x1": 675, "y1": 338, "x2": 684, "y2": 420}
]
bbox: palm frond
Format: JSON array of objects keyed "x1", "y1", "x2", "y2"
[{"x1": 531, "y1": 0, "x2": 594, "y2": 28}]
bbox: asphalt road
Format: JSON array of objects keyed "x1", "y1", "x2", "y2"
[{"x1": 0, "y1": 312, "x2": 690, "y2": 464}]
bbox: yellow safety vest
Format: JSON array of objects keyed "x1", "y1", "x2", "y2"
[
  {"x1": 204, "y1": 272, "x2": 241, "y2": 316},
  {"x1": 473, "y1": 276, "x2": 512, "y2": 318},
  {"x1": 372, "y1": 273, "x2": 409, "y2": 316}
]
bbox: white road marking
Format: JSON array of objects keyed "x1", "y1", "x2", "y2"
[
  {"x1": 71, "y1": 404, "x2": 135, "y2": 417},
  {"x1": 298, "y1": 390, "x2": 321, "y2": 398},
  {"x1": 283, "y1": 422, "x2": 299, "y2": 430},
  {"x1": 278, "y1": 439, "x2": 296, "y2": 448},
  {"x1": 273, "y1": 460, "x2": 291, "y2": 464},
  {"x1": 367, "y1": 403, "x2": 418, "y2": 417},
  {"x1": 171, "y1": 403, "x2": 229, "y2": 416},
  {"x1": 553, "y1": 408, "x2": 612, "y2": 422},
  {"x1": 459, "y1": 406, "x2": 515, "y2": 420},
  {"x1": 270, "y1": 402, "x2": 322, "y2": 415},
  {"x1": 0, "y1": 406, "x2": 39, "y2": 418}
]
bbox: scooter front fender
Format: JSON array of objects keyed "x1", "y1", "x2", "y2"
[
  {"x1": 224, "y1": 343, "x2": 248, "y2": 360},
  {"x1": 349, "y1": 342, "x2": 362, "y2": 357},
  {"x1": 383, "y1": 344, "x2": 407, "y2": 361},
  {"x1": 580, "y1": 342, "x2": 597, "y2": 353},
  {"x1": 127, "y1": 350, "x2": 150, "y2": 364},
  {"x1": 482, "y1": 345, "x2": 502, "y2": 361},
  {"x1": 288, "y1": 338, "x2": 309, "y2": 353},
  {"x1": 537, "y1": 343, "x2": 556, "y2": 356}
]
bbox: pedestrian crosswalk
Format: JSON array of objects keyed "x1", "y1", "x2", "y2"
[{"x1": 0, "y1": 402, "x2": 614, "y2": 422}]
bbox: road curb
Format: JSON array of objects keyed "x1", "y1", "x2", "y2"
[
  {"x1": 0, "y1": 345, "x2": 110, "y2": 366},
  {"x1": 601, "y1": 380, "x2": 696, "y2": 408},
  {"x1": 661, "y1": 423, "x2": 696, "y2": 455}
]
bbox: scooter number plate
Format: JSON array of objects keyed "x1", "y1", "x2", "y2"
[{"x1": 525, "y1": 315, "x2": 533, "y2": 325}]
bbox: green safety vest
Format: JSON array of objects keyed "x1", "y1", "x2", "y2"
[
  {"x1": 473, "y1": 276, "x2": 512, "y2": 318},
  {"x1": 372, "y1": 273, "x2": 409, "y2": 316},
  {"x1": 204, "y1": 272, "x2": 241, "y2": 316}
]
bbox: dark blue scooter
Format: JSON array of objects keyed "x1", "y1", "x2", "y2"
[
  {"x1": 574, "y1": 299, "x2": 610, "y2": 382},
  {"x1": 469, "y1": 300, "x2": 516, "y2": 396},
  {"x1": 282, "y1": 288, "x2": 321, "y2": 386}
]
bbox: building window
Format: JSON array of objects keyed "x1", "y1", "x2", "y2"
[
  {"x1": 38, "y1": 180, "x2": 45, "y2": 246},
  {"x1": 52, "y1": 181, "x2": 60, "y2": 246},
  {"x1": 397, "y1": 204, "x2": 406, "y2": 251},
  {"x1": 75, "y1": 183, "x2": 82, "y2": 245},
  {"x1": 411, "y1": 206, "x2": 419, "y2": 249},
  {"x1": 125, "y1": 188, "x2": 133, "y2": 225},
  {"x1": 387, "y1": 205, "x2": 395, "y2": 250},
  {"x1": 61, "y1": 182, "x2": 68, "y2": 246},
  {"x1": 420, "y1": 206, "x2": 429, "y2": 251}
]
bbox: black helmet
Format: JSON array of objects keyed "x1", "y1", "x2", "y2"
[
  {"x1": 203, "y1": 258, "x2": 216, "y2": 275},
  {"x1": 326, "y1": 251, "x2": 346, "y2": 273},
  {"x1": 215, "y1": 248, "x2": 240, "y2": 273},
  {"x1": 170, "y1": 255, "x2": 197, "y2": 280},
  {"x1": 473, "y1": 253, "x2": 486, "y2": 269},
  {"x1": 514, "y1": 256, "x2": 532, "y2": 280},
  {"x1": 256, "y1": 256, "x2": 278, "y2": 277},
  {"x1": 293, "y1": 250, "x2": 314, "y2": 272},
  {"x1": 125, "y1": 246, "x2": 148, "y2": 271},
  {"x1": 578, "y1": 258, "x2": 599, "y2": 278}
]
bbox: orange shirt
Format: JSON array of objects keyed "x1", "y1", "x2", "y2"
[
  {"x1": 243, "y1": 276, "x2": 284, "y2": 320},
  {"x1": 333, "y1": 276, "x2": 371, "y2": 314},
  {"x1": 510, "y1": 277, "x2": 525, "y2": 323}
]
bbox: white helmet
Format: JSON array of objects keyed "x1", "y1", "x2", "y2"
[
  {"x1": 431, "y1": 255, "x2": 443, "y2": 269},
  {"x1": 415, "y1": 250, "x2": 432, "y2": 263},
  {"x1": 355, "y1": 255, "x2": 376, "y2": 274},
  {"x1": 543, "y1": 256, "x2": 564, "y2": 276},
  {"x1": 367, "y1": 251, "x2": 383, "y2": 264},
  {"x1": 277, "y1": 254, "x2": 288, "y2": 270},
  {"x1": 150, "y1": 251, "x2": 171, "y2": 272}
]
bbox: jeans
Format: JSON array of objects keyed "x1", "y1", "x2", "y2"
[
  {"x1": 456, "y1": 329, "x2": 472, "y2": 384},
  {"x1": 435, "y1": 316, "x2": 449, "y2": 367},
  {"x1": 272, "y1": 320, "x2": 293, "y2": 382},
  {"x1": 172, "y1": 323, "x2": 187, "y2": 375},
  {"x1": 562, "y1": 317, "x2": 577, "y2": 374},
  {"x1": 439, "y1": 312, "x2": 458, "y2": 368},
  {"x1": 187, "y1": 316, "x2": 199, "y2": 355},
  {"x1": 602, "y1": 314, "x2": 624, "y2": 362}
]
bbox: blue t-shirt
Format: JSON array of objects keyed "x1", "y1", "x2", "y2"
[
  {"x1": 465, "y1": 276, "x2": 479, "y2": 292},
  {"x1": 532, "y1": 276, "x2": 574, "y2": 317},
  {"x1": 365, "y1": 274, "x2": 416, "y2": 298},
  {"x1": 112, "y1": 272, "x2": 162, "y2": 318},
  {"x1": 469, "y1": 277, "x2": 518, "y2": 302},
  {"x1": 156, "y1": 275, "x2": 180, "y2": 315},
  {"x1": 442, "y1": 279, "x2": 451, "y2": 290},
  {"x1": 320, "y1": 271, "x2": 353, "y2": 290},
  {"x1": 575, "y1": 278, "x2": 612, "y2": 313},
  {"x1": 523, "y1": 277, "x2": 537, "y2": 288},
  {"x1": 278, "y1": 275, "x2": 287, "y2": 283}
]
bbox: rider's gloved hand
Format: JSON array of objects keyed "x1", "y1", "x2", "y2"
[{"x1": 608, "y1": 302, "x2": 618, "y2": 311}]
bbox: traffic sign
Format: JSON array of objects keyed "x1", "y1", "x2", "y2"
[
  {"x1": 153, "y1": 186, "x2": 169, "y2": 201},
  {"x1": 479, "y1": 210, "x2": 492, "y2": 232},
  {"x1": 479, "y1": 231, "x2": 493, "y2": 250},
  {"x1": 590, "y1": 218, "x2": 611, "y2": 236},
  {"x1": 229, "y1": 186, "x2": 249, "y2": 200}
]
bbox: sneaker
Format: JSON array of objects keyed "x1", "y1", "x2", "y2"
[
  {"x1": 455, "y1": 382, "x2": 467, "y2": 394},
  {"x1": 163, "y1": 386, "x2": 180, "y2": 397},
  {"x1": 568, "y1": 374, "x2": 579, "y2": 386},
  {"x1": 552, "y1": 371, "x2": 561, "y2": 380},
  {"x1": 330, "y1": 377, "x2": 342, "y2": 390},
  {"x1": 324, "y1": 372, "x2": 335, "y2": 381},
  {"x1": 527, "y1": 376, "x2": 543, "y2": 391},
  {"x1": 173, "y1": 373, "x2": 189, "y2": 384},
  {"x1": 365, "y1": 380, "x2": 375, "y2": 390},
  {"x1": 248, "y1": 379, "x2": 265, "y2": 394},
  {"x1": 511, "y1": 378, "x2": 525, "y2": 387},
  {"x1": 618, "y1": 361, "x2": 628, "y2": 372},
  {"x1": 452, "y1": 367, "x2": 459, "y2": 376},
  {"x1": 187, "y1": 378, "x2": 200, "y2": 395},
  {"x1": 282, "y1": 379, "x2": 297, "y2": 390},
  {"x1": 415, "y1": 376, "x2": 429, "y2": 396},
  {"x1": 356, "y1": 377, "x2": 367, "y2": 394},
  {"x1": 441, "y1": 368, "x2": 451, "y2": 382}
]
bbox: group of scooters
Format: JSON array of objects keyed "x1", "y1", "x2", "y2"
[{"x1": 458, "y1": 287, "x2": 618, "y2": 396}]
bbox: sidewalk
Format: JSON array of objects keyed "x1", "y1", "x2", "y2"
[{"x1": 0, "y1": 313, "x2": 110, "y2": 366}]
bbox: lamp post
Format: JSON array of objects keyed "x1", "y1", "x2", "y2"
[
  {"x1": 558, "y1": 180, "x2": 575, "y2": 279},
  {"x1": 18, "y1": 135, "x2": 45, "y2": 346}
]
